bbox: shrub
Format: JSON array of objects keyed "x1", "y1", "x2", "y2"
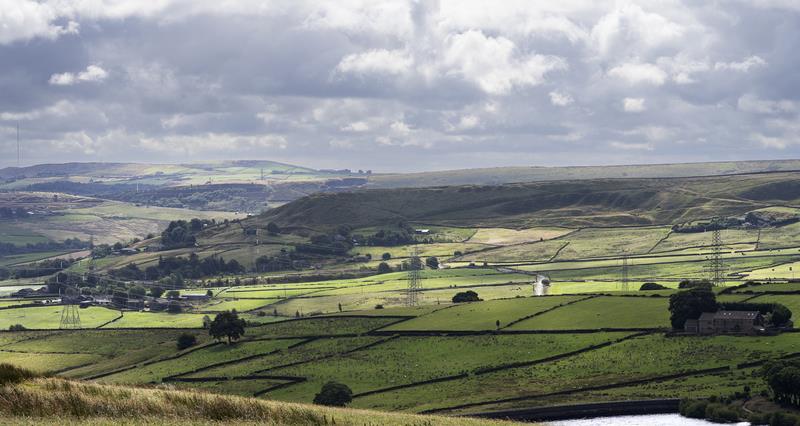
[
  {"x1": 679, "y1": 399, "x2": 708, "y2": 419},
  {"x1": 452, "y1": 290, "x2": 482, "y2": 303},
  {"x1": 640, "y1": 282, "x2": 668, "y2": 291},
  {"x1": 377, "y1": 262, "x2": 392, "y2": 274},
  {"x1": 704, "y1": 403, "x2": 739, "y2": 423},
  {"x1": 0, "y1": 363, "x2": 36, "y2": 385},
  {"x1": 176, "y1": 333, "x2": 197, "y2": 350},
  {"x1": 8, "y1": 324, "x2": 26, "y2": 331},
  {"x1": 313, "y1": 381, "x2": 353, "y2": 407}
]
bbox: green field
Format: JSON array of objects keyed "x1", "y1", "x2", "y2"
[
  {"x1": 506, "y1": 296, "x2": 670, "y2": 330},
  {"x1": 384, "y1": 296, "x2": 582, "y2": 331}
]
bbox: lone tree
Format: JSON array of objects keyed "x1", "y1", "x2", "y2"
[
  {"x1": 381, "y1": 252, "x2": 391, "y2": 261},
  {"x1": 668, "y1": 288, "x2": 718, "y2": 329},
  {"x1": 209, "y1": 310, "x2": 246, "y2": 344},
  {"x1": 452, "y1": 290, "x2": 482, "y2": 303},
  {"x1": 426, "y1": 256, "x2": 439, "y2": 269},
  {"x1": 313, "y1": 381, "x2": 353, "y2": 406},
  {"x1": 266, "y1": 222, "x2": 280, "y2": 236}
]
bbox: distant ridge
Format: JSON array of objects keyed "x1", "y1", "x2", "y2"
[{"x1": 366, "y1": 159, "x2": 800, "y2": 188}]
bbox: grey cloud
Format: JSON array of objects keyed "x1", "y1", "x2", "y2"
[{"x1": 0, "y1": 1, "x2": 799, "y2": 171}]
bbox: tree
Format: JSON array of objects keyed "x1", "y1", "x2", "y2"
[
  {"x1": 668, "y1": 288, "x2": 718, "y2": 329},
  {"x1": 166, "y1": 290, "x2": 180, "y2": 300},
  {"x1": 209, "y1": 310, "x2": 246, "y2": 344},
  {"x1": 129, "y1": 286, "x2": 147, "y2": 298},
  {"x1": 266, "y1": 222, "x2": 281, "y2": 236},
  {"x1": 377, "y1": 262, "x2": 392, "y2": 274},
  {"x1": 206, "y1": 289, "x2": 214, "y2": 297},
  {"x1": 176, "y1": 333, "x2": 197, "y2": 350},
  {"x1": 640, "y1": 282, "x2": 668, "y2": 291},
  {"x1": 313, "y1": 381, "x2": 353, "y2": 407},
  {"x1": 426, "y1": 256, "x2": 439, "y2": 269},
  {"x1": 381, "y1": 252, "x2": 391, "y2": 261},
  {"x1": 149, "y1": 286, "x2": 165, "y2": 298},
  {"x1": 452, "y1": 290, "x2": 482, "y2": 303},
  {"x1": 771, "y1": 304, "x2": 793, "y2": 327},
  {"x1": 167, "y1": 302, "x2": 183, "y2": 313}
]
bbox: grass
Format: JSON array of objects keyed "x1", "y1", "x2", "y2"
[
  {"x1": 187, "y1": 336, "x2": 383, "y2": 379},
  {"x1": 100, "y1": 311, "x2": 208, "y2": 328},
  {"x1": 353, "y1": 333, "x2": 800, "y2": 413},
  {"x1": 0, "y1": 377, "x2": 524, "y2": 425},
  {"x1": 553, "y1": 227, "x2": 672, "y2": 260},
  {"x1": 506, "y1": 296, "x2": 670, "y2": 330},
  {"x1": 383, "y1": 296, "x2": 582, "y2": 331},
  {"x1": 266, "y1": 333, "x2": 630, "y2": 403},
  {"x1": 0, "y1": 306, "x2": 121, "y2": 330},
  {"x1": 467, "y1": 227, "x2": 573, "y2": 245},
  {"x1": 0, "y1": 329, "x2": 212, "y2": 379},
  {"x1": 99, "y1": 338, "x2": 303, "y2": 384}
]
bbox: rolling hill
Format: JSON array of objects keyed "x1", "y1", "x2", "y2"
[{"x1": 256, "y1": 171, "x2": 800, "y2": 230}]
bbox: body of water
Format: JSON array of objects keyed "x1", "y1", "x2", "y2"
[{"x1": 550, "y1": 414, "x2": 749, "y2": 426}]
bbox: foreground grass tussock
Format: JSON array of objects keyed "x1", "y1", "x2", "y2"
[{"x1": 0, "y1": 378, "x2": 522, "y2": 426}]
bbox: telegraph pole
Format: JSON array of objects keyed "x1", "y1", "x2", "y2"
[{"x1": 16, "y1": 122, "x2": 20, "y2": 167}]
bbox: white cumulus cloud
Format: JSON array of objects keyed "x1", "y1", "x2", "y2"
[{"x1": 49, "y1": 65, "x2": 108, "y2": 85}]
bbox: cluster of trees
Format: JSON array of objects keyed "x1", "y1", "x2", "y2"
[
  {"x1": 762, "y1": 359, "x2": 800, "y2": 407},
  {"x1": 639, "y1": 282, "x2": 668, "y2": 291},
  {"x1": 452, "y1": 290, "x2": 482, "y2": 303},
  {"x1": 110, "y1": 253, "x2": 244, "y2": 282},
  {"x1": 254, "y1": 251, "x2": 295, "y2": 272},
  {"x1": 161, "y1": 219, "x2": 214, "y2": 249},
  {"x1": 0, "y1": 258, "x2": 74, "y2": 280},
  {"x1": 296, "y1": 227, "x2": 353, "y2": 255},
  {"x1": 376, "y1": 256, "x2": 437, "y2": 274},
  {"x1": 0, "y1": 238, "x2": 89, "y2": 256},
  {"x1": 668, "y1": 288, "x2": 793, "y2": 329},
  {"x1": 353, "y1": 228, "x2": 416, "y2": 246}
]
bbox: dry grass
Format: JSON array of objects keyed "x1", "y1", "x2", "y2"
[{"x1": 0, "y1": 378, "x2": 526, "y2": 426}]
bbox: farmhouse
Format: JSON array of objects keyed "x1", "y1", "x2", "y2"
[{"x1": 684, "y1": 311, "x2": 765, "y2": 335}]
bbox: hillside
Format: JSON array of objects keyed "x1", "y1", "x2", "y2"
[
  {"x1": 257, "y1": 171, "x2": 800, "y2": 230},
  {"x1": 0, "y1": 374, "x2": 521, "y2": 425},
  {"x1": 366, "y1": 159, "x2": 800, "y2": 188},
  {"x1": 0, "y1": 160, "x2": 362, "y2": 213}
]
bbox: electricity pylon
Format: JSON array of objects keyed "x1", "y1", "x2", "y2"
[
  {"x1": 406, "y1": 246, "x2": 421, "y2": 306},
  {"x1": 59, "y1": 287, "x2": 82, "y2": 329},
  {"x1": 620, "y1": 251, "x2": 630, "y2": 292},
  {"x1": 708, "y1": 228, "x2": 725, "y2": 287}
]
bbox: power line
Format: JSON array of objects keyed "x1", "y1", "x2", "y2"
[{"x1": 59, "y1": 286, "x2": 82, "y2": 329}]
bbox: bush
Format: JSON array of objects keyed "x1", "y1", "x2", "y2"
[
  {"x1": 452, "y1": 290, "x2": 482, "y2": 303},
  {"x1": 704, "y1": 403, "x2": 739, "y2": 423},
  {"x1": 640, "y1": 282, "x2": 668, "y2": 291},
  {"x1": 0, "y1": 363, "x2": 36, "y2": 385},
  {"x1": 679, "y1": 399, "x2": 709, "y2": 419},
  {"x1": 313, "y1": 381, "x2": 353, "y2": 407},
  {"x1": 769, "y1": 412, "x2": 800, "y2": 426},
  {"x1": 176, "y1": 333, "x2": 197, "y2": 350},
  {"x1": 8, "y1": 324, "x2": 26, "y2": 331},
  {"x1": 377, "y1": 262, "x2": 392, "y2": 274}
]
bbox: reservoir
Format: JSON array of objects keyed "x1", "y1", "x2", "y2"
[{"x1": 550, "y1": 414, "x2": 749, "y2": 426}]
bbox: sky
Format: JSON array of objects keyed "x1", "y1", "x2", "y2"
[{"x1": 1, "y1": 0, "x2": 800, "y2": 172}]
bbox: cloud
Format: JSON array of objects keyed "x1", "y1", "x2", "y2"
[
  {"x1": 714, "y1": 56, "x2": 767, "y2": 72},
  {"x1": 549, "y1": 91, "x2": 574, "y2": 106},
  {"x1": 623, "y1": 97, "x2": 646, "y2": 112},
  {"x1": 610, "y1": 141, "x2": 654, "y2": 150},
  {"x1": 737, "y1": 94, "x2": 795, "y2": 114},
  {"x1": 608, "y1": 62, "x2": 668, "y2": 86},
  {"x1": 336, "y1": 49, "x2": 413, "y2": 76},
  {"x1": 0, "y1": 1, "x2": 799, "y2": 170},
  {"x1": 49, "y1": 65, "x2": 108, "y2": 86},
  {"x1": 442, "y1": 30, "x2": 567, "y2": 95}
]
